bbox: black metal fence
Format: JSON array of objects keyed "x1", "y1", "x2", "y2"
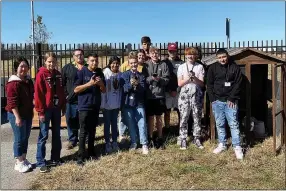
[{"x1": 1, "y1": 40, "x2": 285, "y2": 97}]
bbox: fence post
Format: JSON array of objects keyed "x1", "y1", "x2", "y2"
[
  {"x1": 121, "y1": 42, "x2": 125, "y2": 63},
  {"x1": 36, "y1": 43, "x2": 42, "y2": 69}
]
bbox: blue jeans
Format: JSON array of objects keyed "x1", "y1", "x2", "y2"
[
  {"x1": 36, "y1": 108, "x2": 62, "y2": 167},
  {"x1": 212, "y1": 100, "x2": 240, "y2": 147},
  {"x1": 118, "y1": 110, "x2": 128, "y2": 137},
  {"x1": 65, "y1": 103, "x2": 79, "y2": 145},
  {"x1": 123, "y1": 106, "x2": 148, "y2": 145},
  {"x1": 103, "y1": 109, "x2": 119, "y2": 143},
  {"x1": 8, "y1": 112, "x2": 32, "y2": 158}
]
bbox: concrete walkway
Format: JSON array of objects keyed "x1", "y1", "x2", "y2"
[{"x1": 1, "y1": 123, "x2": 73, "y2": 190}]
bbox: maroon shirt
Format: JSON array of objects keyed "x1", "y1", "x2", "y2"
[{"x1": 5, "y1": 75, "x2": 34, "y2": 119}]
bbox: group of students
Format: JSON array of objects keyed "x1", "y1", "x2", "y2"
[{"x1": 5, "y1": 36, "x2": 244, "y2": 174}]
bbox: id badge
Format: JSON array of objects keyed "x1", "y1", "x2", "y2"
[{"x1": 225, "y1": 82, "x2": 231, "y2": 87}]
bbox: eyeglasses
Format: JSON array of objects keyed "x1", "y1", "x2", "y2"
[{"x1": 74, "y1": 54, "x2": 83, "y2": 57}]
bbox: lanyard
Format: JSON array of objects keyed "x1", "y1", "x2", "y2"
[
  {"x1": 186, "y1": 63, "x2": 195, "y2": 74},
  {"x1": 150, "y1": 61, "x2": 159, "y2": 75},
  {"x1": 225, "y1": 64, "x2": 230, "y2": 82}
]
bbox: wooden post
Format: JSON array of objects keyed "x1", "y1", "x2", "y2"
[{"x1": 245, "y1": 63, "x2": 252, "y2": 144}]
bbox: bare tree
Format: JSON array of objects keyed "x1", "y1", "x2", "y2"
[{"x1": 29, "y1": 15, "x2": 52, "y2": 44}]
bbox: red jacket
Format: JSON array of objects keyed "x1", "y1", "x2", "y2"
[
  {"x1": 34, "y1": 67, "x2": 66, "y2": 116},
  {"x1": 5, "y1": 75, "x2": 34, "y2": 119}
]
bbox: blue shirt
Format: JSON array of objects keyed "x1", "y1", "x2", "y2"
[
  {"x1": 74, "y1": 67, "x2": 105, "y2": 111},
  {"x1": 120, "y1": 70, "x2": 146, "y2": 108}
]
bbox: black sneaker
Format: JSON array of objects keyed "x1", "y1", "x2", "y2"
[
  {"x1": 39, "y1": 166, "x2": 50, "y2": 173},
  {"x1": 49, "y1": 159, "x2": 63, "y2": 167},
  {"x1": 193, "y1": 138, "x2": 204, "y2": 149},
  {"x1": 180, "y1": 139, "x2": 187, "y2": 150},
  {"x1": 77, "y1": 159, "x2": 85, "y2": 166},
  {"x1": 156, "y1": 138, "x2": 166, "y2": 150},
  {"x1": 148, "y1": 138, "x2": 154, "y2": 148}
]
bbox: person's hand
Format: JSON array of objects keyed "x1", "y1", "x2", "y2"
[
  {"x1": 15, "y1": 117, "x2": 22, "y2": 127},
  {"x1": 152, "y1": 76, "x2": 160, "y2": 81},
  {"x1": 170, "y1": 91, "x2": 177, "y2": 97},
  {"x1": 95, "y1": 77, "x2": 104, "y2": 87},
  {"x1": 130, "y1": 78, "x2": 139, "y2": 86},
  {"x1": 88, "y1": 75, "x2": 97, "y2": 87},
  {"x1": 227, "y1": 100, "x2": 237, "y2": 109},
  {"x1": 39, "y1": 115, "x2": 45, "y2": 123}
]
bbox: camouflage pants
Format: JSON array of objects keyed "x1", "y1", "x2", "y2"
[{"x1": 178, "y1": 84, "x2": 203, "y2": 140}]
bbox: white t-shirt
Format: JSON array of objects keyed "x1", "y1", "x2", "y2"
[{"x1": 177, "y1": 62, "x2": 205, "y2": 83}]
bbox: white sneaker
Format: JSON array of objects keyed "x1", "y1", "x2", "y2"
[
  {"x1": 129, "y1": 143, "x2": 137, "y2": 151},
  {"x1": 24, "y1": 159, "x2": 32, "y2": 169},
  {"x1": 234, "y1": 146, "x2": 244, "y2": 160},
  {"x1": 14, "y1": 161, "x2": 30, "y2": 173},
  {"x1": 213, "y1": 143, "x2": 227, "y2": 154},
  {"x1": 112, "y1": 142, "x2": 120, "y2": 152},
  {"x1": 142, "y1": 145, "x2": 149, "y2": 155}
]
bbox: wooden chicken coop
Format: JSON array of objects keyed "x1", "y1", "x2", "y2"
[{"x1": 202, "y1": 48, "x2": 285, "y2": 154}]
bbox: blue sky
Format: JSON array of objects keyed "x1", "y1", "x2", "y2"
[{"x1": 1, "y1": 1, "x2": 285, "y2": 45}]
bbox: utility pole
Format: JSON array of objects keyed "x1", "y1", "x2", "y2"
[
  {"x1": 226, "y1": 18, "x2": 230, "y2": 49},
  {"x1": 31, "y1": 0, "x2": 35, "y2": 78}
]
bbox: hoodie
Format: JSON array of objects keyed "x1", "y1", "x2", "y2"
[
  {"x1": 145, "y1": 59, "x2": 170, "y2": 99},
  {"x1": 34, "y1": 67, "x2": 66, "y2": 116},
  {"x1": 101, "y1": 68, "x2": 122, "y2": 110},
  {"x1": 5, "y1": 75, "x2": 34, "y2": 119}
]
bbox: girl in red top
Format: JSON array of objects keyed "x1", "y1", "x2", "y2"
[
  {"x1": 6, "y1": 56, "x2": 34, "y2": 173},
  {"x1": 34, "y1": 52, "x2": 66, "y2": 173}
]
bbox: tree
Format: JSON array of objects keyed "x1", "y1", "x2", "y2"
[{"x1": 29, "y1": 15, "x2": 52, "y2": 44}]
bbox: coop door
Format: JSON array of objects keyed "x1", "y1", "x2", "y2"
[{"x1": 271, "y1": 63, "x2": 286, "y2": 154}]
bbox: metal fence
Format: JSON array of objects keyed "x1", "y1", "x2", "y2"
[{"x1": 1, "y1": 40, "x2": 285, "y2": 97}]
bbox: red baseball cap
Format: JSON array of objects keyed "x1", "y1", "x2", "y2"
[{"x1": 168, "y1": 43, "x2": 178, "y2": 51}]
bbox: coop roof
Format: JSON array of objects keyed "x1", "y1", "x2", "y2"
[{"x1": 201, "y1": 47, "x2": 286, "y2": 66}]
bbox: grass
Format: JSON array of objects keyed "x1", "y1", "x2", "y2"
[{"x1": 28, "y1": 112, "x2": 285, "y2": 190}]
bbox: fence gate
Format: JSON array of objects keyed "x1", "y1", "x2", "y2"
[{"x1": 272, "y1": 63, "x2": 286, "y2": 154}]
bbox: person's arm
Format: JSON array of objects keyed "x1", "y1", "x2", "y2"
[
  {"x1": 97, "y1": 73, "x2": 106, "y2": 93},
  {"x1": 206, "y1": 65, "x2": 215, "y2": 103},
  {"x1": 157, "y1": 62, "x2": 170, "y2": 86},
  {"x1": 177, "y1": 65, "x2": 190, "y2": 87},
  {"x1": 74, "y1": 71, "x2": 93, "y2": 94},
  {"x1": 6, "y1": 82, "x2": 22, "y2": 126},
  {"x1": 228, "y1": 65, "x2": 242, "y2": 103},
  {"x1": 34, "y1": 73, "x2": 47, "y2": 118},
  {"x1": 121, "y1": 72, "x2": 133, "y2": 93},
  {"x1": 192, "y1": 65, "x2": 205, "y2": 87}
]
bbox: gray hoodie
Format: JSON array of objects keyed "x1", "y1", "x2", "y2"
[{"x1": 145, "y1": 59, "x2": 170, "y2": 99}]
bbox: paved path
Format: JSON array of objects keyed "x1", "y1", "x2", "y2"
[{"x1": 1, "y1": 123, "x2": 73, "y2": 190}]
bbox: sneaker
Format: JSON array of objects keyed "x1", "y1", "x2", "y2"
[
  {"x1": 77, "y1": 159, "x2": 85, "y2": 166},
  {"x1": 148, "y1": 138, "x2": 154, "y2": 148},
  {"x1": 142, "y1": 145, "x2": 149, "y2": 155},
  {"x1": 112, "y1": 142, "x2": 120, "y2": 152},
  {"x1": 213, "y1": 143, "x2": 227, "y2": 154},
  {"x1": 105, "y1": 143, "x2": 112, "y2": 154},
  {"x1": 14, "y1": 161, "x2": 30, "y2": 173},
  {"x1": 193, "y1": 138, "x2": 204, "y2": 149},
  {"x1": 177, "y1": 136, "x2": 181, "y2": 146},
  {"x1": 39, "y1": 166, "x2": 50, "y2": 173},
  {"x1": 24, "y1": 159, "x2": 33, "y2": 169},
  {"x1": 66, "y1": 142, "x2": 75, "y2": 150},
  {"x1": 156, "y1": 138, "x2": 165, "y2": 150},
  {"x1": 234, "y1": 146, "x2": 244, "y2": 160},
  {"x1": 119, "y1": 136, "x2": 127, "y2": 144},
  {"x1": 49, "y1": 160, "x2": 62, "y2": 167},
  {"x1": 129, "y1": 143, "x2": 137, "y2": 151},
  {"x1": 180, "y1": 139, "x2": 187, "y2": 150}
]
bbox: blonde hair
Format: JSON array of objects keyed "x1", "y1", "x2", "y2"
[
  {"x1": 149, "y1": 46, "x2": 159, "y2": 53},
  {"x1": 44, "y1": 52, "x2": 57, "y2": 61},
  {"x1": 128, "y1": 51, "x2": 138, "y2": 60}
]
